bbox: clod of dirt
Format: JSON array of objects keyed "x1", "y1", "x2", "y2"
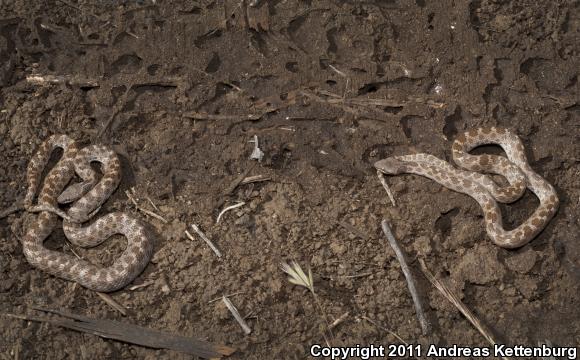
[
  {"x1": 505, "y1": 247, "x2": 538, "y2": 274},
  {"x1": 412, "y1": 235, "x2": 432, "y2": 256},
  {"x1": 513, "y1": 277, "x2": 538, "y2": 299},
  {"x1": 452, "y1": 244, "x2": 506, "y2": 285}
]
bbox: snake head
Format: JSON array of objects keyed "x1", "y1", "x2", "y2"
[
  {"x1": 57, "y1": 181, "x2": 95, "y2": 204},
  {"x1": 374, "y1": 157, "x2": 408, "y2": 174}
]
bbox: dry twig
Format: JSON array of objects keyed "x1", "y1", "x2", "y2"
[
  {"x1": 187, "y1": 225, "x2": 222, "y2": 258},
  {"x1": 26, "y1": 74, "x2": 99, "y2": 87},
  {"x1": 183, "y1": 112, "x2": 263, "y2": 121},
  {"x1": 240, "y1": 175, "x2": 271, "y2": 185},
  {"x1": 128, "y1": 281, "x2": 155, "y2": 291},
  {"x1": 329, "y1": 312, "x2": 349, "y2": 330},
  {"x1": 221, "y1": 296, "x2": 252, "y2": 335},
  {"x1": 381, "y1": 220, "x2": 430, "y2": 334},
  {"x1": 96, "y1": 293, "x2": 127, "y2": 316}
]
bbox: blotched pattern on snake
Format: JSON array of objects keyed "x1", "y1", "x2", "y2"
[
  {"x1": 22, "y1": 134, "x2": 153, "y2": 292},
  {"x1": 375, "y1": 127, "x2": 559, "y2": 248}
]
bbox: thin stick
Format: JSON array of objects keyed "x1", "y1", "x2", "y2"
[
  {"x1": 381, "y1": 220, "x2": 430, "y2": 335},
  {"x1": 222, "y1": 296, "x2": 251, "y2": 334},
  {"x1": 377, "y1": 171, "x2": 396, "y2": 206},
  {"x1": 183, "y1": 112, "x2": 263, "y2": 121},
  {"x1": 26, "y1": 74, "x2": 99, "y2": 87},
  {"x1": 341, "y1": 272, "x2": 376, "y2": 279},
  {"x1": 96, "y1": 293, "x2": 127, "y2": 316},
  {"x1": 223, "y1": 163, "x2": 257, "y2": 196},
  {"x1": 240, "y1": 175, "x2": 271, "y2": 185},
  {"x1": 216, "y1": 202, "x2": 245, "y2": 224},
  {"x1": 145, "y1": 196, "x2": 161, "y2": 213},
  {"x1": 419, "y1": 259, "x2": 506, "y2": 359},
  {"x1": 187, "y1": 225, "x2": 222, "y2": 258},
  {"x1": 329, "y1": 312, "x2": 349, "y2": 330},
  {"x1": 128, "y1": 281, "x2": 154, "y2": 291}
]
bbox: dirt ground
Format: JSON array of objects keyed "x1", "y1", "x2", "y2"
[{"x1": 0, "y1": 0, "x2": 579, "y2": 359}]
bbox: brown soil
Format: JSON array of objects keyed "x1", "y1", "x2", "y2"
[{"x1": 1, "y1": 1, "x2": 578, "y2": 359}]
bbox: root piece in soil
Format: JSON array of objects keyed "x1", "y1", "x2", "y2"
[
  {"x1": 5, "y1": 306, "x2": 235, "y2": 358},
  {"x1": 216, "y1": 202, "x2": 245, "y2": 224},
  {"x1": 381, "y1": 220, "x2": 430, "y2": 335}
]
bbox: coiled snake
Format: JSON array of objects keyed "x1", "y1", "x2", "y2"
[
  {"x1": 375, "y1": 127, "x2": 559, "y2": 248},
  {"x1": 22, "y1": 135, "x2": 153, "y2": 292}
]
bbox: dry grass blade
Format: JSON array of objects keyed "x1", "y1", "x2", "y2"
[
  {"x1": 280, "y1": 261, "x2": 314, "y2": 294},
  {"x1": 377, "y1": 171, "x2": 396, "y2": 207},
  {"x1": 419, "y1": 259, "x2": 508, "y2": 360},
  {"x1": 280, "y1": 260, "x2": 333, "y2": 346}
]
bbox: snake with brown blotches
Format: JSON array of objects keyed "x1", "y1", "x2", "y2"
[
  {"x1": 22, "y1": 134, "x2": 153, "y2": 292},
  {"x1": 375, "y1": 127, "x2": 559, "y2": 248}
]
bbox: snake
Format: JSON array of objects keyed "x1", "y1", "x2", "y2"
[
  {"x1": 22, "y1": 134, "x2": 153, "y2": 292},
  {"x1": 375, "y1": 127, "x2": 559, "y2": 248}
]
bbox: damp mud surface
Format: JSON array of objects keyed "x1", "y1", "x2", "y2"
[{"x1": 0, "y1": 1, "x2": 579, "y2": 359}]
